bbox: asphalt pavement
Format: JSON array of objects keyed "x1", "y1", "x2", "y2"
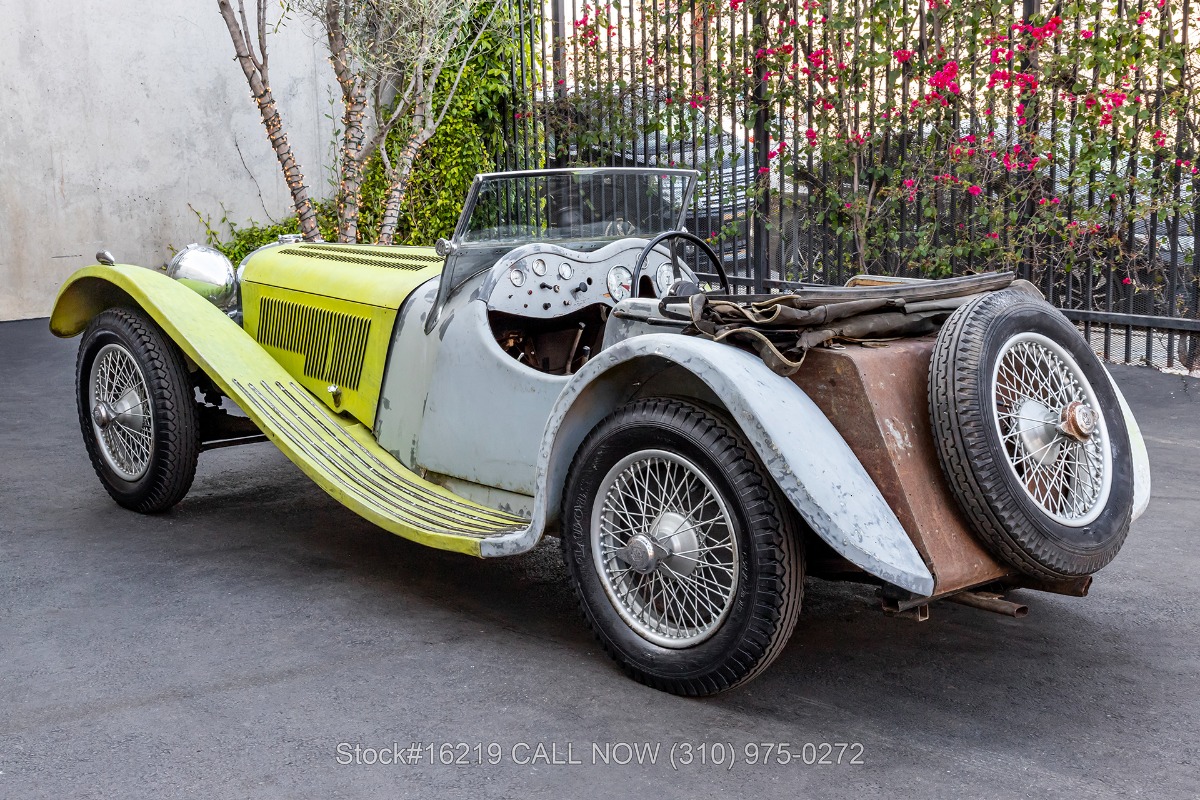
[{"x1": 2, "y1": 316, "x2": 1197, "y2": 799}]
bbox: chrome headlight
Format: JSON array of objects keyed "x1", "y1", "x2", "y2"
[{"x1": 167, "y1": 244, "x2": 237, "y2": 312}]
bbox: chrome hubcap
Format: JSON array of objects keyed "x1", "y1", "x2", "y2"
[
  {"x1": 92, "y1": 401, "x2": 117, "y2": 429},
  {"x1": 88, "y1": 343, "x2": 154, "y2": 481},
  {"x1": 614, "y1": 534, "x2": 665, "y2": 574},
  {"x1": 591, "y1": 450, "x2": 739, "y2": 649},
  {"x1": 1060, "y1": 400, "x2": 1098, "y2": 442},
  {"x1": 992, "y1": 332, "x2": 1112, "y2": 527}
]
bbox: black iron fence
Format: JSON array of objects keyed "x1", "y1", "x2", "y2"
[{"x1": 500, "y1": 0, "x2": 1200, "y2": 370}]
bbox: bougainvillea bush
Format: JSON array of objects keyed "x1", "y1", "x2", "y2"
[{"x1": 561, "y1": 0, "x2": 1198, "y2": 311}]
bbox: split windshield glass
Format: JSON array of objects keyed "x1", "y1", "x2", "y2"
[{"x1": 460, "y1": 169, "x2": 694, "y2": 248}]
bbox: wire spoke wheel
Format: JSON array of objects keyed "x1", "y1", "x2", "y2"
[
  {"x1": 561, "y1": 398, "x2": 803, "y2": 695},
  {"x1": 991, "y1": 332, "x2": 1113, "y2": 527},
  {"x1": 76, "y1": 308, "x2": 199, "y2": 513},
  {"x1": 930, "y1": 289, "x2": 1134, "y2": 579},
  {"x1": 88, "y1": 343, "x2": 154, "y2": 481},
  {"x1": 591, "y1": 449, "x2": 739, "y2": 648}
]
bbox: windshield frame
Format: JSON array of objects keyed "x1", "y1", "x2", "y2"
[
  {"x1": 424, "y1": 167, "x2": 699, "y2": 334},
  {"x1": 452, "y1": 166, "x2": 699, "y2": 244}
]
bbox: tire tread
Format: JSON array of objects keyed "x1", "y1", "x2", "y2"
[{"x1": 77, "y1": 308, "x2": 199, "y2": 513}]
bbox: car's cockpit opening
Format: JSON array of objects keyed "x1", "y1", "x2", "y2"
[{"x1": 489, "y1": 304, "x2": 609, "y2": 376}]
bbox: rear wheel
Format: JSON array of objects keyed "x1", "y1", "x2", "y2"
[
  {"x1": 561, "y1": 398, "x2": 802, "y2": 695},
  {"x1": 76, "y1": 308, "x2": 199, "y2": 512}
]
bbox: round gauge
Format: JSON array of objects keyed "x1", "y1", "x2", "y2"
[
  {"x1": 558, "y1": 262, "x2": 574, "y2": 280},
  {"x1": 531, "y1": 258, "x2": 547, "y2": 276},
  {"x1": 655, "y1": 262, "x2": 676, "y2": 295},
  {"x1": 606, "y1": 265, "x2": 633, "y2": 302},
  {"x1": 509, "y1": 268, "x2": 526, "y2": 287}
]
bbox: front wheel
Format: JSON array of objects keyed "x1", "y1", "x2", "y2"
[
  {"x1": 76, "y1": 308, "x2": 200, "y2": 513},
  {"x1": 561, "y1": 398, "x2": 803, "y2": 695}
]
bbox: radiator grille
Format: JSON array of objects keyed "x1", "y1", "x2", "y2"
[
  {"x1": 256, "y1": 297, "x2": 370, "y2": 390},
  {"x1": 277, "y1": 245, "x2": 439, "y2": 271}
]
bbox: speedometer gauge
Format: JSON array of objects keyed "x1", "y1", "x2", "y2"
[
  {"x1": 531, "y1": 258, "x2": 547, "y2": 276},
  {"x1": 606, "y1": 266, "x2": 632, "y2": 302}
]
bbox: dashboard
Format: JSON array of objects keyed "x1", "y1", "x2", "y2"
[{"x1": 483, "y1": 239, "x2": 688, "y2": 319}]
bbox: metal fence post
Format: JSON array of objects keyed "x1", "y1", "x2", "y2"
[{"x1": 751, "y1": 0, "x2": 771, "y2": 293}]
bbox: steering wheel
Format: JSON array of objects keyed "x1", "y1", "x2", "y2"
[
  {"x1": 631, "y1": 230, "x2": 731, "y2": 296},
  {"x1": 604, "y1": 217, "x2": 638, "y2": 236}
]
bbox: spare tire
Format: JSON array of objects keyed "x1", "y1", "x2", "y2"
[{"x1": 929, "y1": 289, "x2": 1134, "y2": 579}]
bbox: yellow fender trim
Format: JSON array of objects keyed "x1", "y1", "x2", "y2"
[{"x1": 51, "y1": 264, "x2": 523, "y2": 555}]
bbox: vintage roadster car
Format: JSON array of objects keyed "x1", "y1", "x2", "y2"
[{"x1": 51, "y1": 167, "x2": 1150, "y2": 696}]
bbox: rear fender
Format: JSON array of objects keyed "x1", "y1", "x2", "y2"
[
  {"x1": 1103, "y1": 366, "x2": 1151, "y2": 522},
  {"x1": 482, "y1": 333, "x2": 935, "y2": 596}
]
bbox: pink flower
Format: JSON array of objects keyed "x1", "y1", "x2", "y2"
[
  {"x1": 929, "y1": 61, "x2": 960, "y2": 93},
  {"x1": 1080, "y1": 29, "x2": 1094, "y2": 39},
  {"x1": 986, "y1": 232, "x2": 1000, "y2": 239},
  {"x1": 968, "y1": 185, "x2": 982, "y2": 196},
  {"x1": 1122, "y1": 277, "x2": 1133, "y2": 285},
  {"x1": 844, "y1": 202, "x2": 852, "y2": 208},
  {"x1": 893, "y1": 49, "x2": 914, "y2": 63},
  {"x1": 903, "y1": 178, "x2": 916, "y2": 188}
]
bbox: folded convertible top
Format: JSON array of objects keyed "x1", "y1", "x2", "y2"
[{"x1": 661, "y1": 271, "x2": 1020, "y2": 375}]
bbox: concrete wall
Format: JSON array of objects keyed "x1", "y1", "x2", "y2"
[{"x1": 0, "y1": 1, "x2": 336, "y2": 321}]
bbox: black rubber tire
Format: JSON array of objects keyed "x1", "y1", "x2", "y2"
[
  {"x1": 561, "y1": 398, "x2": 803, "y2": 696},
  {"x1": 76, "y1": 308, "x2": 200, "y2": 513},
  {"x1": 929, "y1": 289, "x2": 1134, "y2": 579}
]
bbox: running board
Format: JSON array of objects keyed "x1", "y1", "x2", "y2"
[{"x1": 232, "y1": 378, "x2": 525, "y2": 555}]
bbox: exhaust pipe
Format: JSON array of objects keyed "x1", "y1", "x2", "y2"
[{"x1": 947, "y1": 591, "x2": 1029, "y2": 618}]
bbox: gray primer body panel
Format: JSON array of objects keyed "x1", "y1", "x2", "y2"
[
  {"x1": 417, "y1": 297, "x2": 568, "y2": 495},
  {"x1": 375, "y1": 269, "x2": 571, "y2": 497},
  {"x1": 373, "y1": 277, "x2": 442, "y2": 468},
  {"x1": 479, "y1": 334, "x2": 936, "y2": 596}
]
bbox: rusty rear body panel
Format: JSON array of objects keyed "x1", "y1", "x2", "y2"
[{"x1": 792, "y1": 338, "x2": 1014, "y2": 595}]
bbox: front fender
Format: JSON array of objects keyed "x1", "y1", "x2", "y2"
[
  {"x1": 49, "y1": 263, "x2": 283, "y2": 409},
  {"x1": 51, "y1": 263, "x2": 236, "y2": 341},
  {"x1": 482, "y1": 334, "x2": 935, "y2": 596}
]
